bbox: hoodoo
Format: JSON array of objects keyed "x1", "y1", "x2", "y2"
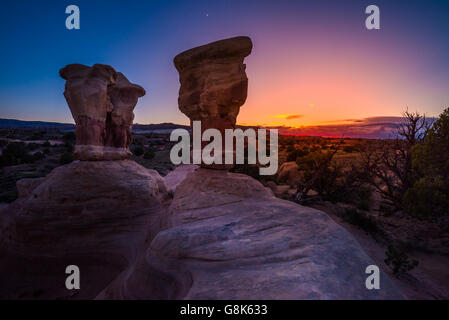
[
  {"x1": 174, "y1": 36, "x2": 253, "y2": 168},
  {"x1": 60, "y1": 64, "x2": 146, "y2": 160}
]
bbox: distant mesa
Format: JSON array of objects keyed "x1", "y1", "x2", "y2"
[
  {"x1": 174, "y1": 36, "x2": 253, "y2": 169},
  {"x1": 60, "y1": 63, "x2": 145, "y2": 160}
]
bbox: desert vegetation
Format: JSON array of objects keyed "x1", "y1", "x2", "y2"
[
  {"x1": 0, "y1": 129, "x2": 175, "y2": 203},
  {"x1": 268, "y1": 108, "x2": 449, "y2": 284}
]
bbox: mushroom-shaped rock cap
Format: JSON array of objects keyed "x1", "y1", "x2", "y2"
[
  {"x1": 59, "y1": 63, "x2": 146, "y2": 160},
  {"x1": 60, "y1": 63, "x2": 117, "y2": 84},
  {"x1": 113, "y1": 72, "x2": 146, "y2": 98},
  {"x1": 174, "y1": 36, "x2": 253, "y2": 71}
]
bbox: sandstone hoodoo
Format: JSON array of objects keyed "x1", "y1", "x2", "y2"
[
  {"x1": 60, "y1": 64, "x2": 146, "y2": 160},
  {"x1": 174, "y1": 36, "x2": 253, "y2": 168},
  {"x1": 0, "y1": 64, "x2": 170, "y2": 299}
]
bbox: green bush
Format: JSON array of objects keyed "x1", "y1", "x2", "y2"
[
  {"x1": 296, "y1": 150, "x2": 346, "y2": 202},
  {"x1": 403, "y1": 176, "x2": 449, "y2": 218},
  {"x1": 384, "y1": 244, "x2": 419, "y2": 276},
  {"x1": 404, "y1": 108, "x2": 449, "y2": 218},
  {"x1": 0, "y1": 142, "x2": 36, "y2": 167}
]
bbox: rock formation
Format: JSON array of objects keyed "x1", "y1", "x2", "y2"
[
  {"x1": 97, "y1": 168, "x2": 404, "y2": 299},
  {"x1": 0, "y1": 161, "x2": 169, "y2": 299},
  {"x1": 174, "y1": 36, "x2": 252, "y2": 168},
  {"x1": 0, "y1": 64, "x2": 170, "y2": 299},
  {"x1": 0, "y1": 47, "x2": 405, "y2": 300},
  {"x1": 60, "y1": 64, "x2": 145, "y2": 160},
  {"x1": 277, "y1": 161, "x2": 301, "y2": 186}
]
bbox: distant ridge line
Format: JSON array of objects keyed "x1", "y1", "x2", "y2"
[{"x1": 0, "y1": 118, "x2": 189, "y2": 132}]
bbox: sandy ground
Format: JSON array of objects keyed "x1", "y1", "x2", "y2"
[{"x1": 314, "y1": 204, "x2": 449, "y2": 299}]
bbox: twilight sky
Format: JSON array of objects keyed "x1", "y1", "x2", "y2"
[{"x1": 0, "y1": 0, "x2": 448, "y2": 135}]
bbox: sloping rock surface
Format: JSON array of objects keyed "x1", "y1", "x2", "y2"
[
  {"x1": 0, "y1": 166, "x2": 403, "y2": 299},
  {"x1": 143, "y1": 169, "x2": 404, "y2": 299},
  {"x1": 0, "y1": 160, "x2": 168, "y2": 299}
]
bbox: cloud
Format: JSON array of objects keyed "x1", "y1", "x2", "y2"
[
  {"x1": 241, "y1": 116, "x2": 437, "y2": 139},
  {"x1": 268, "y1": 114, "x2": 303, "y2": 120},
  {"x1": 268, "y1": 116, "x2": 407, "y2": 139}
]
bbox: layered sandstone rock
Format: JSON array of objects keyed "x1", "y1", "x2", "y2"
[
  {"x1": 142, "y1": 169, "x2": 404, "y2": 299},
  {"x1": 0, "y1": 64, "x2": 168, "y2": 299},
  {"x1": 60, "y1": 64, "x2": 145, "y2": 160},
  {"x1": 0, "y1": 160, "x2": 169, "y2": 299},
  {"x1": 277, "y1": 161, "x2": 300, "y2": 186},
  {"x1": 97, "y1": 169, "x2": 404, "y2": 299},
  {"x1": 174, "y1": 36, "x2": 253, "y2": 168}
]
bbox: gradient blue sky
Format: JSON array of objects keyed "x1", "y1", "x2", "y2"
[{"x1": 1, "y1": 0, "x2": 448, "y2": 128}]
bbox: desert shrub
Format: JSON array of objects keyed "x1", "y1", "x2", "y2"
[
  {"x1": 404, "y1": 176, "x2": 449, "y2": 218},
  {"x1": 354, "y1": 143, "x2": 365, "y2": 152},
  {"x1": 356, "y1": 198, "x2": 371, "y2": 211},
  {"x1": 384, "y1": 244, "x2": 419, "y2": 276},
  {"x1": 354, "y1": 185, "x2": 372, "y2": 210},
  {"x1": 341, "y1": 208, "x2": 379, "y2": 233},
  {"x1": 289, "y1": 147, "x2": 310, "y2": 161},
  {"x1": 64, "y1": 141, "x2": 74, "y2": 152},
  {"x1": 286, "y1": 150, "x2": 297, "y2": 162},
  {"x1": 27, "y1": 132, "x2": 44, "y2": 140},
  {"x1": 143, "y1": 149, "x2": 156, "y2": 160},
  {"x1": 132, "y1": 146, "x2": 144, "y2": 156},
  {"x1": 26, "y1": 142, "x2": 39, "y2": 151},
  {"x1": 60, "y1": 152, "x2": 74, "y2": 164},
  {"x1": 404, "y1": 108, "x2": 449, "y2": 218},
  {"x1": 343, "y1": 145, "x2": 357, "y2": 153},
  {"x1": 0, "y1": 142, "x2": 36, "y2": 167},
  {"x1": 379, "y1": 203, "x2": 396, "y2": 217},
  {"x1": 33, "y1": 152, "x2": 45, "y2": 161},
  {"x1": 286, "y1": 143, "x2": 295, "y2": 153},
  {"x1": 295, "y1": 149, "x2": 348, "y2": 203},
  {"x1": 360, "y1": 110, "x2": 430, "y2": 211},
  {"x1": 63, "y1": 131, "x2": 76, "y2": 142},
  {"x1": 132, "y1": 135, "x2": 146, "y2": 146}
]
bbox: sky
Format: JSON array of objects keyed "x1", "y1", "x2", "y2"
[{"x1": 0, "y1": 0, "x2": 449, "y2": 137}]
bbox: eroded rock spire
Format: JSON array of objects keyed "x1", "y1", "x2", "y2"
[
  {"x1": 174, "y1": 36, "x2": 253, "y2": 168},
  {"x1": 60, "y1": 64, "x2": 145, "y2": 160}
]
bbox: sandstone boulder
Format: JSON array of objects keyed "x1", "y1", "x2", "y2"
[
  {"x1": 137, "y1": 169, "x2": 404, "y2": 299},
  {"x1": 164, "y1": 164, "x2": 199, "y2": 192},
  {"x1": 277, "y1": 161, "x2": 300, "y2": 186},
  {"x1": 16, "y1": 177, "x2": 45, "y2": 198},
  {"x1": 60, "y1": 64, "x2": 145, "y2": 160},
  {"x1": 0, "y1": 160, "x2": 169, "y2": 299},
  {"x1": 174, "y1": 36, "x2": 252, "y2": 168}
]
